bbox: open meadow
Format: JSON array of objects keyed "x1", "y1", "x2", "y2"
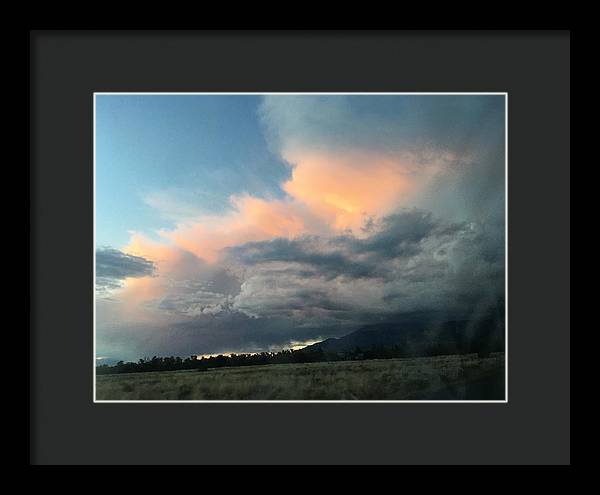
[{"x1": 96, "y1": 352, "x2": 505, "y2": 401}]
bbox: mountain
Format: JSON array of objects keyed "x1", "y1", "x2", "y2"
[{"x1": 302, "y1": 317, "x2": 505, "y2": 357}]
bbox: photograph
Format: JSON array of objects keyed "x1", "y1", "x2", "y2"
[{"x1": 94, "y1": 93, "x2": 507, "y2": 402}]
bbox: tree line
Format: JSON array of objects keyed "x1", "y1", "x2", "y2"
[
  {"x1": 95, "y1": 339, "x2": 500, "y2": 375},
  {"x1": 97, "y1": 348, "x2": 332, "y2": 375}
]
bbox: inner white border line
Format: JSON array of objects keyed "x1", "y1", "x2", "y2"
[{"x1": 93, "y1": 92, "x2": 508, "y2": 404}]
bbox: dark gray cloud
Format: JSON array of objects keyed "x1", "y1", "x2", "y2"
[
  {"x1": 96, "y1": 209, "x2": 504, "y2": 361},
  {"x1": 339, "y1": 210, "x2": 447, "y2": 258},
  {"x1": 227, "y1": 209, "x2": 478, "y2": 279},
  {"x1": 260, "y1": 95, "x2": 505, "y2": 159},
  {"x1": 95, "y1": 309, "x2": 353, "y2": 362},
  {"x1": 147, "y1": 265, "x2": 241, "y2": 317},
  {"x1": 227, "y1": 237, "x2": 375, "y2": 280},
  {"x1": 226, "y1": 209, "x2": 504, "y2": 326},
  {"x1": 96, "y1": 247, "x2": 155, "y2": 293}
]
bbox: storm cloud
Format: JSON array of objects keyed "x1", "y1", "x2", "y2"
[
  {"x1": 227, "y1": 209, "x2": 504, "y2": 326},
  {"x1": 96, "y1": 207, "x2": 504, "y2": 360},
  {"x1": 95, "y1": 95, "x2": 505, "y2": 361},
  {"x1": 96, "y1": 247, "x2": 156, "y2": 293}
]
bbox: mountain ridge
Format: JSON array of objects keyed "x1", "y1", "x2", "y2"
[{"x1": 301, "y1": 317, "x2": 505, "y2": 357}]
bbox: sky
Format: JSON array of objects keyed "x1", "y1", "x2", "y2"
[{"x1": 95, "y1": 94, "x2": 506, "y2": 362}]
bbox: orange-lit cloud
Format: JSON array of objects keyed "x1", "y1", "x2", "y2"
[
  {"x1": 282, "y1": 150, "x2": 417, "y2": 231},
  {"x1": 113, "y1": 147, "x2": 459, "y2": 314},
  {"x1": 157, "y1": 195, "x2": 324, "y2": 264},
  {"x1": 122, "y1": 148, "x2": 451, "y2": 269},
  {"x1": 118, "y1": 234, "x2": 200, "y2": 309},
  {"x1": 119, "y1": 275, "x2": 164, "y2": 307}
]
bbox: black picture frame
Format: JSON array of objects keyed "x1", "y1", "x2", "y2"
[{"x1": 30, "y1": 30, "x2": 570, "y2": 465}]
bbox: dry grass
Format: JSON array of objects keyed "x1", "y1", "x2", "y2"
[{"x1": 95, "y1": 352, "x2": 505, "y2": 401}]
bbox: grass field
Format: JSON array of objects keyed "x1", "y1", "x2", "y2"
[{"x1": 95, "y1": 352, "x2": 505, "y2": 401}]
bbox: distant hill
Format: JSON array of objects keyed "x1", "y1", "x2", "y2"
[
  {"x1": 95, "y1": 357, "x2": 122, "y2": 367},
  {"x1": 302, "y1": 317, "x2": 505, "y2": 357}
]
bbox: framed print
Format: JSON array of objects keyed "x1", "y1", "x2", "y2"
[{"x1": 30, "y1": 30, "x2": 570, "y2": 465}]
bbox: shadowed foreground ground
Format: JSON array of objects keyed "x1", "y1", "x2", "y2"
[{"x1": 96, "y1": 352, "x2": 505, "y2": 401}]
